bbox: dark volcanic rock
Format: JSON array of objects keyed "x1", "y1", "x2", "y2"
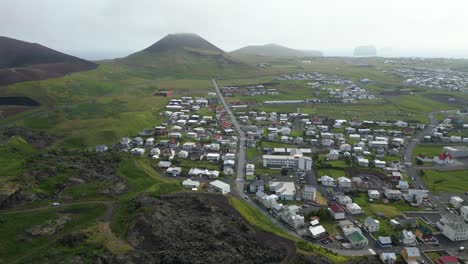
[{"x1": 126, "y1": 193, "x2": 291, "y2": 264}]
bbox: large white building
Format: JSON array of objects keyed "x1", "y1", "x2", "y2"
[
  {"x1": 245, "y1": 163, "x2": 255, "y2": 177},
  {"x1": 437, "y1": 214, "x2": 468, "y2": 241},
  {"x1": 269, "y1": 182, "x2": 296, "y2": 200},
  {"x1": 443, "y1": 146, "x2": 468, "y2": 158},
  {"x1": 262, "y1": 149, "x2": 312, "y2": 170}
]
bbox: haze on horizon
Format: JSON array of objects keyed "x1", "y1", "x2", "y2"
[{"x1": 1, "y1": 0, "x2": 468, "y2": 60}]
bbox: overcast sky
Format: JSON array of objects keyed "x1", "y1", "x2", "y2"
[{"x1": 1, "y1": 0, "x2": 468, "y2": 59}]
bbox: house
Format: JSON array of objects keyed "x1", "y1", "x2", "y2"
[
  {"x1": 269, "y1": 182, "x2": 296, "y2": 200},
  {"x1": 461, "y1": 206, "x2": 468, "y2": 222},
  {"x1": 206, "y1": 153, "x2": 220, "y2": 162},
  {"x1": 345, "y1": 203, "x2": 362, "y2": 215},
  {"x1": 337, "y1": 195, "x2": 352, "y2": 205},
  {"x1": 364, "y1": 217, "x2": 380, "y2": 233},
  {"x1": 157, "y1": 161, "x2": 172, "y2": 168},
  {"x1": 346, "y1": 230, "x2": 368, "y2": 248},
  {"x1": 249, "y1": 180, "x2": 264, "y2": 193},
  {"x1": 415, "y1": 225, "x2": 433, "y2": 242},
  {"x1": 257, "y1": 191, "x2": 278, "y2": 209},
  {"x1": 209, "y1": 180, "x2": 230, "y2": 194},
  {"x1": 308, "y1": 225, "x2": 327, "y2": 239},
  {"x1": 400, "y1": 230, "x2": 417, "y2": 246},
  {"x1": 384, "y1": 189, "x2": 402, "y2": 200},
  {"x1": 320, "y1": 176, "x2": 336, "y2": 186},
  {"x1": 437, "y1": 213, "x2": 468, "y2": 241},
  {"x1": 130, "y1": 148, "x2": 145, "y2": 156},
  {"x1": 357, "y1": 158, "x2": 369, "y2": 167},
  {"x1": 450, "y1": 196, "x2": 464, "y2": 208},
  {"x1": 178, "y1": 150, "x2": 189, "y2": 159},
  {"x1": 329, "y1": 204, "x2": 345, "y2": 220},
  {"x1": 380, "y1": 252, "x2": 396, "y2": 264},
  {"x1": 435, "y1": 256, "x2": 459, "y2": 264},
  {"x1": 405, "y1": 189, "x2": 429, "y2": 205},
  {"x1": 400, "y1": 247, "x2": 420, "y2": 264},
  {"x1": 301, "y1": 185, "x2": 316, "y2": 201},
  {"x1": 398, "y1": 180, "x2": 409, "y2": 190},
  {"x1": 338, "y1": 220, "x2": 354, "y2": 233},
  {"x1": 338, "y1": 177, "x2": 352, "y2": 188},
  {"x1": 374, "y1": 159, "x2": 386, "y2": 169},
  {"x1": 245, "y1": 163, "x2": 255, "y2": 178},
  {"x1": 391, "y1": 171, "x2": 402, "y2": 181},
  {"x1": 327, "y1": 149, "x2": 340, "y2": 160},
  {"x1": 368, "y1": 190, "x2": 380, "y2": 200},
  {"x1": 377, "y1": 236, "x2": 392, "y2": 248},
  {"x1": 182, "y1": 179, "x2": 200, "y2": 190},
  {"x1": 166, "y1": 167, "x2": 182, "y2": 177}
]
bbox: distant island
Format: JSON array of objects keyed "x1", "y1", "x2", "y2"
[{"x1": 353, "y1": 45, "x2": 377, "y2": 57}]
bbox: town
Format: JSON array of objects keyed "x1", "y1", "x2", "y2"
[{"x1": 94, "y1": 75, "x2": 468, "y2": 264}]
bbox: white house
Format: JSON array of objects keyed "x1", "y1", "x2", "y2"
[
  {"x1": 320, "y1": 175, "x2": 336, "y2": 186},
  {"x1": 461, "y1": 206, "x2": 468, "y2": 222},
  {"x1": 437, "y1": 214, "x2": 468, "y2": 241},
  {"x1": 302, "y1": 185, "x2": 316, "y2": 201},
  {"x1": 450, "y1": 196, "x2": 464, "y2": 208},
  {"x1": 245, "y1": 163, "x2": 255, "y2": 177},
  {"x1": 182, "y1": 179, "x2": 200, "y2": 190},
  {"x1": 397, "y1": 180, "x2": 409, "y2": 190},
  {"x1": 338, "y1": 177, "x2": 352, "y2": 188},
  {"x1": 210, "y1": 180, "x2": 230, "y2": 194},
  {"x1": 178, "y1": 150, "x2": 189, "y2": 159},
  {"x1": 384, "y1": 189, "x2": 402, "y2": 200},
  {"x1": 400, "y1": 230, "x2": 417, "y2": 246},
  {"x1": 308, "y1": 225, "x2": 326, "y2": 239},
  {"x1": 357, "y1": 158, "x2": 369, "y2": 167},
  {"x1": 380, "y1": 252, "x2": 397, "y2": 264},
  {"x1": 327, "y1": 149, "x2": 340, "y2": 160},
  {"x1": 374, "y1": 159, "x2": 386, "y2": 169},
  {"x1": 346, "y1": 203, "x2": 362, "y2": 215},
  {"x1": 257, "y1": 191, "x2": 278, "y2": 209},
  {"x1": 364, "y1": 216, "x2": 380, "y2": 233},
  {"x1": 337, "y1": 195, "x2": 352, "y2": 205},
  {"x1": 368, "y1": 190, "x2": 380, "y2": 200},
  {"x1": 206, "y1": 153, "x2": 221, "y2": 162}
]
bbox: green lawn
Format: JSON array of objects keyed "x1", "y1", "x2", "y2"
[
  {"x1": 317, "y1": 168, "x2": 345, "y2": 179},
  {"x1": 413, "y1": 144, "x2": 442, "y2": 158},
  {"x1": 420, "y1": 169, "x2": 468, "y2": 193}
]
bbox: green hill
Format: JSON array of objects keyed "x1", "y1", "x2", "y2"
[
  {"x1": 230, "y1": 43, "x2": 322, "y2": 58},
  {"x1": 119, "y1": 33, "x2": 255, "y2": 78}
]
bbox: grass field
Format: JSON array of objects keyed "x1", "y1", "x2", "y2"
[
  {"x1": 413, "y1": 144, "x2": 443, "y2": 158},
  {"x1": 317, "y1": 168, "x2": 346, "y2": 179},
  {"x1": 420, "y1": 169, "x2": 468, "y2": 193},
  {"x1": 0, "y1": 203, "x2": 106, "y2": 263}
]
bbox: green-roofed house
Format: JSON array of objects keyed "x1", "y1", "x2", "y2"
[
  {"x1": 346, "y1": 229, "x2": 369, "y2": 248},
  {"x1": 415, "y1": 225, "x2": 433, "y2": 241}
]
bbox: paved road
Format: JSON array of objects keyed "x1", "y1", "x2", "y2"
[
  {"x1": 403, "y1": 113, "x2": 447, "y2": 210},
  {"x1": 212, "y1": 79, "x2": 246, "y2": 197}
]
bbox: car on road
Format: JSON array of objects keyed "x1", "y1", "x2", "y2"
[
  {"x1": 52, "y1": 202, "x2": 60, "y2": 206},
  {"x1": 243, "y1": 196, "x2": 249, "y2": 200}
]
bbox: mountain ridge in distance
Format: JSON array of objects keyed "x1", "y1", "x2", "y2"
[
  {"x1": 230, "y1": 43, "x2": 322, "y2": 58},
  {"x1": 0, "y1": 36, "x2": 97, "y2": 86}
]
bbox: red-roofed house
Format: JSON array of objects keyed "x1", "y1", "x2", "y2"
[
  {"x1": 329, "y1": 204, "x2": 345, "y2": 220},
  {"x1": 434, "y1": 152, "x2": 454, "y2": 165},
  {"x1": 436, "y1": 256, "x2": 458, "y2": 264}
]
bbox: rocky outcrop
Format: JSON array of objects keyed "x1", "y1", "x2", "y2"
[
  {"x1": 26, "y1": 215, "x2": 71, "y2": 236},
  {"x1": 125, "y1": 193, "x2": 290, "y2": 264}
]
